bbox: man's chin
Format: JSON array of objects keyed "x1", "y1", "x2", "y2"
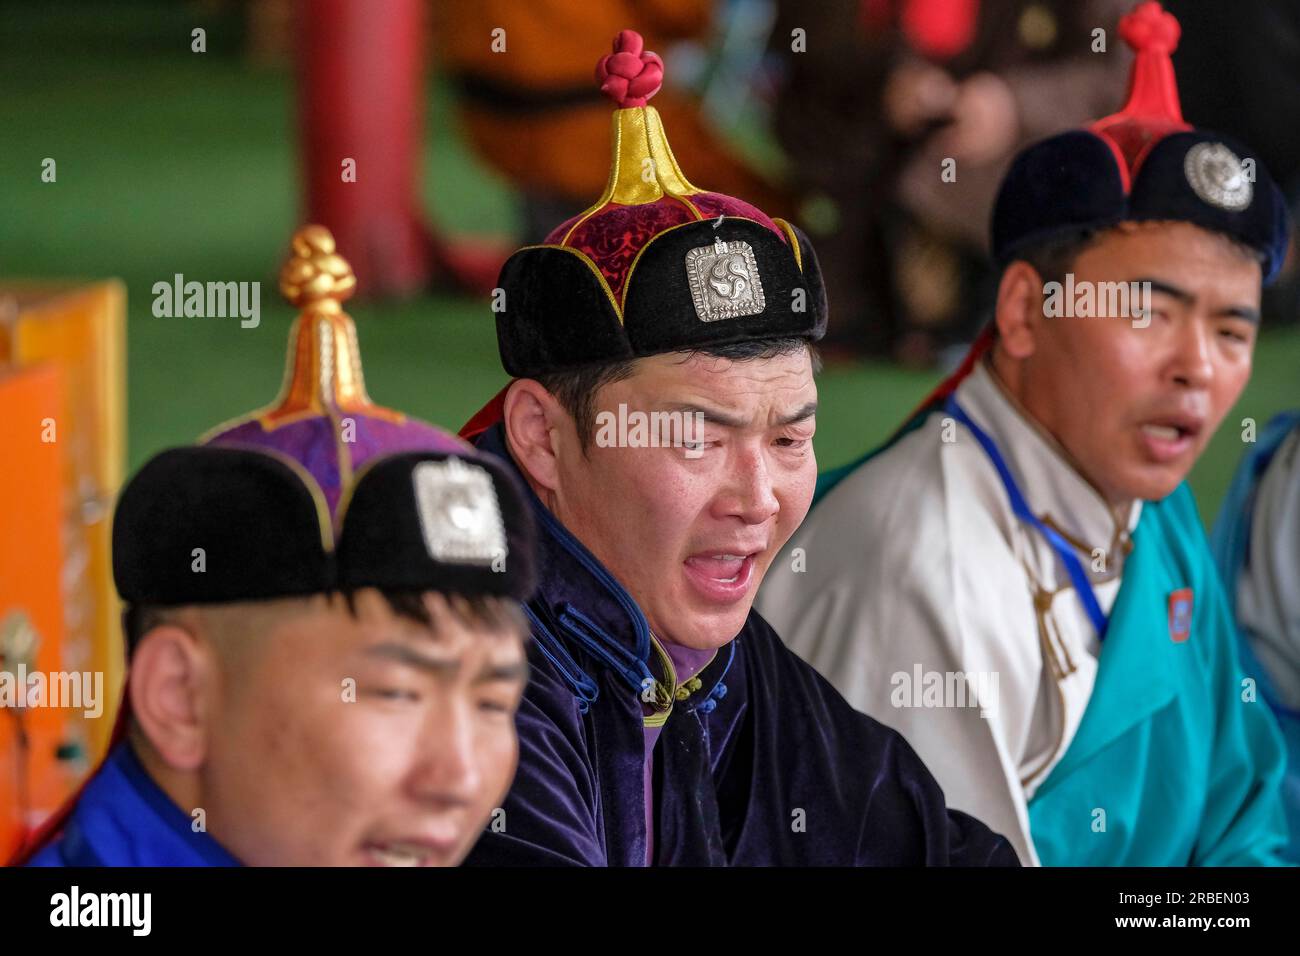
[
  {"x1": 1115, "y1": 463, "x2": 1191, "y2": 504},
  {"x1": 697, "y1": 602, "x2": 754, "y2": 645},
  {"x1": 657, "y1": 597, "x2": 751, "y2": 651}
]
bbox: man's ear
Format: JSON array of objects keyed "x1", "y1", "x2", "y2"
[
  {"x1": 129, "y1": 622, "x2": 214, "y2": 772},
  {"x1": 994, "y1": 260, "x2": 1044, "y2": 361},
  {"x1": 503, "y1": 379, "x2": 566, "y2": 498}
]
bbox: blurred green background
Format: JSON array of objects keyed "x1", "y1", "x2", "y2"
[{"x1": 2, "y1": 2, "x2": 1296, "y2": 522}]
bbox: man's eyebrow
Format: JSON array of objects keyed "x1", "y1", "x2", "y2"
[
  {"x1": 1137, "y1": 278, "x2": 1196, "y2": 305},
  {"x1": 776, "y1": 401, "x2": 818, "y2": 427},
  {"x1": 662, "y1": 402, "x2": 747, "y2": 428},
  {"x1": 475, "y1": 660, "x2": 530, "y2": 685},
  {"x1": 364, "y1": 644, "x2": 529, "y2": 684},
  {"x1": 364, "y1": 643, "x2": 458, "y2": 675},
  {"x1": 1216, "y1": 304, "x2": 1261, "y2": 323},
  {"x1": 1136, "y1": 278, "x2": 1260, "y2": 322},
  {"x1": 660, "y1": 401, "x2": 818, "y2": 428}
]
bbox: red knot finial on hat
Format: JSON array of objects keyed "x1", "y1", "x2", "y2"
[
  {"x1": 1113, "y1": 0, "x2": 1183, "y2": 123},
  {"x1": 595, "y1": 30, "x2": 663, "y2": 108},
  {"x1": 1089, "y1": 1, "x2": 1189, "y2": 187},
  {"x1": 1120, "y1": 1, "x2": 1180, "y2": 55}
]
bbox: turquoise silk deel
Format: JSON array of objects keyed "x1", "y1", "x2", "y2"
[{"x1": 1028, "y1": 483, "x2": 1290, "y2": 866}]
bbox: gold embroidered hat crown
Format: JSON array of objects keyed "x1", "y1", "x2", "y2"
[{"x1": 492, "y1": 29, "x2": 826, "y2": 378}]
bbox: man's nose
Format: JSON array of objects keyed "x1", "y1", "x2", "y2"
[
  {"x1": 408, "y1": 697, "x2": 481, "y2": 806},
  {"x1": 1169, "y1": 316, "x2": 1214, "y2": 389},
  {"x1": 718, "y1": 447, "x2": 780, "y2": 524}
]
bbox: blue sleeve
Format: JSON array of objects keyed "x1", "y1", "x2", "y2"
[{"x1": 1191, "y1": 504, "x2": 1291, "y2": 866}]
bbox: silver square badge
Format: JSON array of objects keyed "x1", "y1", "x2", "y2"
[
  {"x1": 685, "y1": 237, "x2": 766, "y2": 322},
  {"x1": 412, "y1": 458, "x2": 507, "y2": 565}
]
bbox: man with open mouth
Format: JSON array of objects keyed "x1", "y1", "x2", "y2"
[
  {"x1": 456, "y1": 29, "x2": 1018, "y2": 866},
  {"x1": 758, "y1": 1, "x2": 1291, "y2": 866},
  {"x1": 16, "y1": 226, "x2": 538, "y2": 867}
]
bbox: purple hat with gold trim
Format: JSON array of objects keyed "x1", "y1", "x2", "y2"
[{"x1": 112, "y1": 226, "x2": 536, "y2": 605}]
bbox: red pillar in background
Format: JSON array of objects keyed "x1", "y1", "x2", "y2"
[{"x1": 295, "y1": 0, "x2": 502, "y2": 298}]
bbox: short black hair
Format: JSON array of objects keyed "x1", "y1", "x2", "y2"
[
  {"x1": 534, "y1": 337, "x2": 821, "y2": 451},
  {"x1": 1009, "y1": 230, "x2": 1101, "y2": 287},
  {"x1": 122, "y1": 590, "x2": 528, "y2": 657},
  {"x1": 1010, "y1": 222, "x2": 1266, "y2": 287}
]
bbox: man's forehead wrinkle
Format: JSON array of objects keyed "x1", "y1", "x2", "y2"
[
  {"x1": 619, "y1": 354, "x2": 817, "y2": 432},
  {"x1": 657, "y1": 398, "x2": 817, "y2": 433},
  {"x1": 658, "y1": 348, "x2": 809, "y2": 376},
  {"x1": 654, "y1": 367, "x2": 815, "y2": 402},
  {"x1": 691, "y1": 360, "x2": 809, "y2": 386},
  {"x1": 662, "y1": 377, "x2": 814, "y2": 405}
]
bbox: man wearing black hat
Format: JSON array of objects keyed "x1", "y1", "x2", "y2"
[
  {"x1": 760, "y1": 1, "x2": 1291, "y2": 865},
  {"x1": 457, "y1": 29, "x2": 1019, "y2": 866},
  {"x1": 18, "y1": 227, "x2": 539, "y2": 867}
]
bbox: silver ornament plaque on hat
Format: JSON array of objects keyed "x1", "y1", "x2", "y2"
[{"x1": 685, "y1": 237, "x2": 766, "y2": 322}]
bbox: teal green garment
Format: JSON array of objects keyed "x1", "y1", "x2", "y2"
[{"x1": 1027, "y1": 482, "x2": 1291, "y2": 866}]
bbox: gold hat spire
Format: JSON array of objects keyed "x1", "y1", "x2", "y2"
[
  {"x1": 260, "y1": 225, "x2": 401, "y2": 428},
  {"x1": 573, "y1": 29, "x2": 701, "y2": 224}
]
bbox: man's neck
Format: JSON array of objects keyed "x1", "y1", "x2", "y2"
[{"x1": 986, "y1": 348, "x2": 1135, "y2": 520}]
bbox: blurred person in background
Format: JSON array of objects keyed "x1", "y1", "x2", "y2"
[
  {"x1": 770, "y1": 0, "x2": 1131, "y2": 363},
  {"x1": 1213, "y1": 410, "x2": 1300, "y2": 863},
  {"x1": 437, "y1": 0, "x2": 793, "y2": 241}
]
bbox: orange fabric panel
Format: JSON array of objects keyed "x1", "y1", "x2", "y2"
[
  {"x1": 0, "y1": 364, "x2": 72, "y2": 861},
  {"x1": 0, "y1": 281, "x2": 127, "y2": 764}
]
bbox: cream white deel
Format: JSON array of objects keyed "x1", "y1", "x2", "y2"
[{"x1": 757, "y1": 360, "x2": 1141, "y2": 866}]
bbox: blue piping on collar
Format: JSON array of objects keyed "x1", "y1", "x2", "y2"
[
  {"x1": 523, "y1": 605, "x2": 600, "y2": 713},
  {"x1": 559, "y1": 603, "x2": 656, "y2": 696},
  {"x1": 535, "y1": 490, "x2": 740, "y2": 713},
  {"x1": 528, "y1": 496, "x2": 655, "y2": 661}
]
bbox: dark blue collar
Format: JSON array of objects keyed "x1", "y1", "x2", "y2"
[{"x1": 54, "y1": 743, "x2": 243, "y2": 866}]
